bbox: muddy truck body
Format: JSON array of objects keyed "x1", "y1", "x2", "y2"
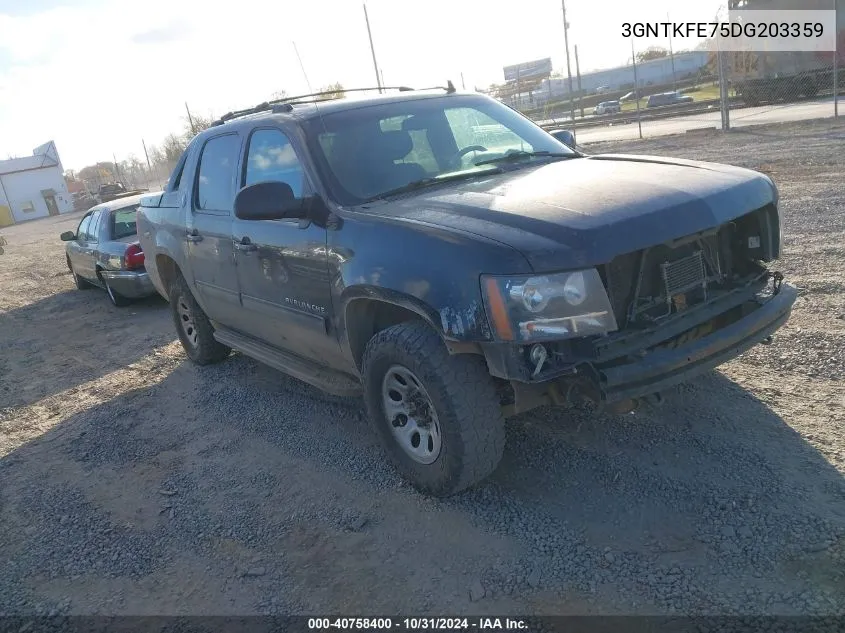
[{"x1": 137, "y1": 88, "x2": 796, "y2": 496}]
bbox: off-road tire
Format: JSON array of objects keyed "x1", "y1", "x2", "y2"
[
  {"x1": 361, "y1": 321, "x2": 505, "y2": 497},
  {"x1": 168, "y1": 273, "x2": 231, "y2": 365}
]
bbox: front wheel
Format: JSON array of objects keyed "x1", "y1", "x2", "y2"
[
  {"x1": 168, "y1": 274, "x2": 231, "y2": 365},
  {"x1": 362, "y1": 321, "x2": 505, "y2": 496}
]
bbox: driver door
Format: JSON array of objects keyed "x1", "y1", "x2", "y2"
[{"x1": 231, "y1": 126, "x2": 343, "y2": 366}]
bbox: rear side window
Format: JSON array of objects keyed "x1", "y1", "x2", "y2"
[
  {"x1": 111, "y1": 206, "x2": 138, "y2": 239},
  {"x1": 88, "y1": 210, "x2": 104, "y2": 242},
  {"x1": 168, "y1": 153, "x2": 188, "y2": 192},
  {"x1": 196, "y1": 134, "x2": 241, "y2": 212}
]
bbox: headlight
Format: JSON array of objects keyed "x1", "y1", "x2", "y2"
[{"x1": 482, "y1": 269, "x2": 618, "y2": 342}]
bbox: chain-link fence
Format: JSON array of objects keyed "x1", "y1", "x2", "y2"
[{"x1": 519, "y1": 0, "x2": 842, "y2": 145}]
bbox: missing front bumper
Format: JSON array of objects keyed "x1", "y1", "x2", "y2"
[
  {"x1": 597, "y1": 282, "x2": 796, "y2": 403},
  {"x1": 498, "y1": 282, "x2": 797, "y2": 416}
]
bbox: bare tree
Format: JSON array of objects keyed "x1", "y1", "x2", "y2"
[
  {"x1": 116, "y1": 154, "x2": 149, "y2": 189},
  {"x1": 319, "y1": 82, "x2": 346, "y2": 100},
  {"x1": 161, "y1": 133, "x2": 187, "y2": 163},
  {"x1": 77, "y1": 162, "x2": 116, "y2": 184},
  {"x1": 637, "y1": 47, "x2": 670, "y2": 63},
  {"x1": 183, "y1": 113, "x2": 215, "y2": 138}
]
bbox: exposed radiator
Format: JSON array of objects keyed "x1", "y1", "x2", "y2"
[{"x1": 661, "y1": 251, "x2": 707, "y2": 298}]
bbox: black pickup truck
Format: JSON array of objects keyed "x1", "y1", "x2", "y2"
[{"x1": 138, "y1": 86, "x2": 795, "y2": 496}]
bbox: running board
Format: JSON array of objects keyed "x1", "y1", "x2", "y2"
[{"x1": 213, "y1": 328, "x2": 362, "y2": 397}]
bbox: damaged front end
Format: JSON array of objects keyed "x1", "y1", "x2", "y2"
[{"x1": 482, "y1": 204, "x2": 796, "y2": 417}]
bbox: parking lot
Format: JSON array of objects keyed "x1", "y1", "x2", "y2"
[{"x1": 1, "y1": 119, "x2": 844, "y2": 617}]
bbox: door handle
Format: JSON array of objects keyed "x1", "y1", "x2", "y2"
[
  {"x1": 186, "y1": 229, "x2": 203, "y2": 243},
  {"x1": 234, "y1": 237, "x2": 257, "y2": 253}
]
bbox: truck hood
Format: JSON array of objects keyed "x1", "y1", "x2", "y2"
[{"x1": 360, "y1": 155, "x2": 777, "y2": 271}]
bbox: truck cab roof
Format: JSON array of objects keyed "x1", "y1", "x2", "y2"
[{"x1": 203, "y1": 87, "x2": 461, "y2": 132}]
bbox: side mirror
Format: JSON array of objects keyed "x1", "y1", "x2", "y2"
[
  {"x1": 551, "y1": 129, "x2": 577, "y2": 148},
  {"x1": 60, "y1": 231, "x2": 75, "y2": 241},
  {"x1": 234, "y1": 181, "x2": 306, "y2": 221}
]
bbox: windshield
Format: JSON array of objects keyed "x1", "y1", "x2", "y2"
[{"x1": 303, "y1": 94, "x2": 575, "y2": 205}]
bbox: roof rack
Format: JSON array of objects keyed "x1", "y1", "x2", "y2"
[{"x1": 210, "y1": 81, "x2": 457, "y2": 127}]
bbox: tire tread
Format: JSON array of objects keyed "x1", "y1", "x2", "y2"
[
  {"x1": 362, "y1": 321, "x2": 505, "y2": 496},
  {"x1": 169, "y1": 274, "x2": 231, "y2": 365}
]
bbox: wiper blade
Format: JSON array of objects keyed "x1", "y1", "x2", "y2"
[
  {"x1": 473, "y1": 151, "x2": 576, "y2": 167},
  {"x1": 363, "y1": 167, "x2": 502, "y2": 203}
]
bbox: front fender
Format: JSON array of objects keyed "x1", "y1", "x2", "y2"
[
  {"x1": 329, "y1": 211, "x2": 532, "y2": 347},
  {"x1": 340, "y1": 286, "x2": 487, "y2": 341}
]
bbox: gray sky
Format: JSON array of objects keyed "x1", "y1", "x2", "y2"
[{"x1": 0, "y1": 0, "x2": 723, "y2": 170}]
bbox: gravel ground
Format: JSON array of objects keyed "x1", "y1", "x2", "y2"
[{"x1": 0, "y1": 119, "x2": 843, "y2": 617}]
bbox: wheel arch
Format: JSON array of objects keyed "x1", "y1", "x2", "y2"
[
  {"x1": 154, "y1": 253, "x2": 181, "y2": 296},
  {"x1": 344, "y1": 296, "x2": 436, "y2": 372}
]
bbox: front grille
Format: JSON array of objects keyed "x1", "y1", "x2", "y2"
[
  {"x1": 603, "y1": 229, "x2": 730, "y2": 328},
  {"x1": 600, "y1": 205, "x2": 778, "y2": 330}
]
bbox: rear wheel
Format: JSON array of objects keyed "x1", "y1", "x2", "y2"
[
  {"x1": 362, "y1": 321, "x2": 505, "y2": 496},
  {"x1": 168, "y1": 273, "x2": 231, "y2": 365}
]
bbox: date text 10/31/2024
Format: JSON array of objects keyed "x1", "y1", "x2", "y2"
[{"x1": 307, "y1": 618, "x2": 529, "y2": 630}]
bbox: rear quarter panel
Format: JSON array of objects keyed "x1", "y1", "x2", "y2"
[
  {"x1": 137, "y1": 204, "x2": 190, "y2": 299},
  {"x1": 95, "y1": 239, "x2": 133, "y2": 271}
]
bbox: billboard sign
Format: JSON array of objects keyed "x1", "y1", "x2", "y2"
[{"x1": 503, "y1": 58, "x2": 553, "y2": 83}]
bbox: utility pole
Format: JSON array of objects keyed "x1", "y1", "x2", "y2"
[
  {"x1": 185, "y1": 102, "x2": 196, "y2": 135},
  {"x1": 141, "y1": 139, "x2": 152, "y2": 173},
  {"x1": 631, "y1": 39, "x2": 643, "y2": 140},
  {"x1": 112, "y1": 153, "x2": 123, "y2": 185},
  {"x1": 718, "y1": 46, "x2": 731, "y2": 130},
  {"x1": 574, "y1": 44, "x2": 584, "y2": 118},
  {"x1": 141, "y1": 139, "x2": 157, "y2": 187},
  {"x1": 461, "y1": 72, "x2": 466, "y2": 90},
  {"x1": 363, "y1": 4, "x2": 383, "y2": 93},
  {"x1": 561, "y1": 0, "x2": 575, "y2": 122},
  {"x1": 668, "y1": 12, "x2": 677, "y2": 91}
]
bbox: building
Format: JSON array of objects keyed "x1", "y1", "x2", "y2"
[
  {"x1": 0, "y1": 141, "x2": 73, "y2": 227},
  {"x1": 537, "y1": 51, "x2": 710, "y2": 103}
]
